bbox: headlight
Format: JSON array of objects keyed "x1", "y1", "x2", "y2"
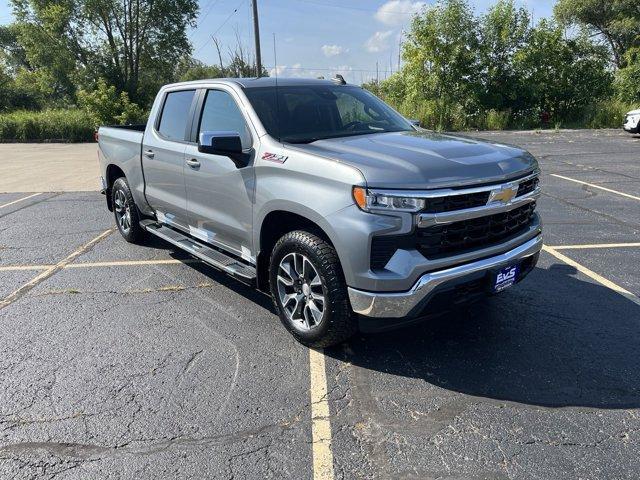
[{"x1": 352, "y1": 186, "x2": 425, "y2": 213}]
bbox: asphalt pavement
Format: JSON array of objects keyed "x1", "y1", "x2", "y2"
[{"x1": 0, "y1": 129, "x2": 638, "y2": 479}]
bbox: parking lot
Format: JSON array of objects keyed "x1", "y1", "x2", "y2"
[{"x1": 0, "y1": 129, "x2": 639, "y2": 479}]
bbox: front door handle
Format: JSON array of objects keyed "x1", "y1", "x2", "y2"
[
  {"x1": 186, "y1": 158, "x2": 201, "y2": 168},
  {"x1": 143, "y1": 150, "x2": 155, "y2": 159}
]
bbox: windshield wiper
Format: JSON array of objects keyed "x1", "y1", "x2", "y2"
[
  {"x1": 284, "y1": 138, "x2": 322, "y2": 144},
  {"x1": 284, "y1": 129, "x2": 410, "y2": 145}
]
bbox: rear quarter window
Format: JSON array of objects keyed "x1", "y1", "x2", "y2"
[{"x1": 157, "y1": 90, "x2": 196, "y2": 141}]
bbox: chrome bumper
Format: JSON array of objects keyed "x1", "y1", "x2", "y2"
[{"x1": 349, "y1": 234, "x2": 543, "y2": 319}]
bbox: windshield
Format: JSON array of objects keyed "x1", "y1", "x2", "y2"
[{"x1": 243, "y1": 85, "x2": 414, "y2": 143}]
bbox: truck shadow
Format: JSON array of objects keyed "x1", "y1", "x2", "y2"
[{"x1": 326, "y1": 263, "x2": 640, "y2": 409}]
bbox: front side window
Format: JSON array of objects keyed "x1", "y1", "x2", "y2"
[
  {"x1": 244, "y1": 85, "x2": 413, "y2": 144},
  {"x1": 157, "y1": 90, "x2": 196, "y2": 141},
  {"x1": 199, "y1": 90, "x2": 252, "y2": 149}
]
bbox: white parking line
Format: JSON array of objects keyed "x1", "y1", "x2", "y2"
[
  {"x1": 309, "y1": 348, "x2": 334, "y2": 480},
  {"x1": 550, "y1": 174, "x2": 640, "y2": 201},
  {"x1": 543, "y1": 245, "x2": 640, "y2": 306},
  {"x1": 0, "y1": 193, "x2": 42, "y2": 209},
  {"x1": 549, "y1": 243, "x2": 640, "y2": 250}
]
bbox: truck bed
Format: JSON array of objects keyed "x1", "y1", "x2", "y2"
[{"x1": 98, "y1": 125, "x2": 145, "y2": 174}]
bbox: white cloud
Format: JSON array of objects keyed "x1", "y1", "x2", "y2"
[
  {"x1": 364, "y1": 30, "x2": 393, "y2": 53},
  {"x1": 321, "y1": 44, "x2": 348, "y2": 57},
  {"x1": 375, "y1": 0, "x2": 427, "y2": 26}
]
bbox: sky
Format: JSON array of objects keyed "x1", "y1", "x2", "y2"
[{"x1": 0, "y1": 0, "x2": 556, "y2": 85}]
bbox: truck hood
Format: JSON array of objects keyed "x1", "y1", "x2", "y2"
[
  {"x1": 294, "y1": 130, "x2": 538, "y2": 189},
  {"x1": 627, "y1": 109, "x2": 640, "y2": 116}
]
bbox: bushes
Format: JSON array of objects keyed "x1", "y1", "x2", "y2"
[
  {"x1": 0, "y1": 79, "x2": 148, "y2": 142},
  {"x1": 0, "y1": 109, "x2": 96, "y2": 142},
  {"x1": 583, "y1": 100, "x2": 637, "y2": 129},
  {"x1": 485, "y1": 109, "x2": 511, "y2": 130},
  {"x1": 77, "y1": 79, "x2": 146, "y2": 127}
]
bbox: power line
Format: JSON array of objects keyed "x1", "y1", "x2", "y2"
[
  {"x1": 194, "y1": 0, "x2": 247, "y2": 54},
  {"x1": 189, "y1": 0, "x2": 223, "y2": 39}
]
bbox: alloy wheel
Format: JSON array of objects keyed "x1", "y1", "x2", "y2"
[
  {"x1": 276, "y1": 252, "x2": 325, "y2": 331},
  {"x1": 113, "y1": 188, "x2": 132, "y2": 233}
]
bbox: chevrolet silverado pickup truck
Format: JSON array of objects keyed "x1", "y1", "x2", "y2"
[{"x1": 98, "y1": 77, "x2": 542, "y2": 347}]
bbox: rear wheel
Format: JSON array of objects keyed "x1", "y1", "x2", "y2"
[
  {"x1": 269, "y1": 230, "x2": 357, "y2": 348},
  {"x1": 111, "y1": 177, "x2": 146, "y2": 243}
]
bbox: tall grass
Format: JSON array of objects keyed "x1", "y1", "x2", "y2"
[
  {"x1": 0, "y1": 109, "x2": 96, "y2": 142},
  {"x1": 582, "y1": 99, "x2": 637, "y2": 129},
  {"x1": 384, "y1": 95, "x2": 636, "y2": 131}
]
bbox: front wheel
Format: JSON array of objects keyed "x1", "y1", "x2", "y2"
[
  {"x1": 111, "y1": 176, "x2": 146, "y2": 244},
  {"x1": 269, "y1": 230, "x2": 357, "y2": 348}
]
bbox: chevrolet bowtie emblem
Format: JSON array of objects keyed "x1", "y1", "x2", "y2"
[{"x1": 488, "y1": 185, "x2": 518, "y2": 204}]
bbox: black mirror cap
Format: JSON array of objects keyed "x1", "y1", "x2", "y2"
[
  {"x1": 198, "y1": 131, "x2": 243, "y2": 155},
  {"x1": 407, "y1": 118, "x2": 421, "y2": 128}
]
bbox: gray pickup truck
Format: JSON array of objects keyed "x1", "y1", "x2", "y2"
[{"x1": 98, "y1": 77, "x2": 542, "y2": 347}]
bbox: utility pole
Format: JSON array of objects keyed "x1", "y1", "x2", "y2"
[
  {"x1": 398, "y1": 30, "x2": 403, "y2": 72},
  {"x1": 252, "y1": 0, "x2": 262, "y2": 77}
]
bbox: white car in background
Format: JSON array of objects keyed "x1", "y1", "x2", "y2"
[{"x1": 624, "y1": 109, "x2": 640, "y2": 134}]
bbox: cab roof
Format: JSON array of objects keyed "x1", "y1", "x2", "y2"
[{"x1": 170, "y1": 77, "x2": 352, "y2": 89}]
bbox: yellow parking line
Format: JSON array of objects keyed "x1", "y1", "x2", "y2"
[
  {"x1": 550, "y1": 174, "x2": 640, "y2": 201},
  {"x1": 543, "y1": 245, "x2": 640, "y2": 306},
  {"x1": 0, "y1": 193, "x2": 42, "y2": 209},
  {"x1": 0, "y1": 229, "x2": 114, "y2": 310},
  {"x1": 549, "y1": 243, "x2": 640, "y2": 250},
  {"x1": 309, "y1": 348, "x2": 334, "y2": 480}
]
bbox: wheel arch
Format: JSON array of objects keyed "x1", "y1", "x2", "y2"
[
  {"x1": 105, "y1": 164, "x2": 126, "y2": 211},
  {"x1": 256, "y1": 209, "x2": 337, "y2": 292}
]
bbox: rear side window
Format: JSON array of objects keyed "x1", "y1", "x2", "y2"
[
  {"x1": 199, "y1": 90, "x2": 252, "y2": 149},
  {"x1": 157, "y1": 90, "x2": 196, "y2": 141}
]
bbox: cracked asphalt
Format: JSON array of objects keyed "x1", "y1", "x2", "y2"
[{"x1": 0, "y1": 129, "x2": 639, "y2": 479}]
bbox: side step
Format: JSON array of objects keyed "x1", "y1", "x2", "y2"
[{"x1": 140, "y1": 220, "x2": 256, "y2": 284}]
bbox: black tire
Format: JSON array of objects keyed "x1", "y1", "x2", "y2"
[
  {"x1": 111, "y1": 176, "x2": 146, "y2": 244},
  {"x1": 269, "y1": 230, "x2": 357, "y2": 348}
]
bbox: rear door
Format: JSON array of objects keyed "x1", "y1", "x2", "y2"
[
  {"x1": 142, "y1": 89, "x2": 197, "y2": 230},
  {"x1": 183, "y1": 87, "x2": 256, "y2": 260}
]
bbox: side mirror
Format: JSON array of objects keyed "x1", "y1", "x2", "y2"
[
  {"x1": 198, "y1": 131, "x2": 243, "y2": 155},
  {"x1": 407, "y1": 118, "x2": 421, "y2": 128}
]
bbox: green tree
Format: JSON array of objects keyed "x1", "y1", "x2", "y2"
[
  {"x1": 554, "y1": 0, "x2": 640, "y2": 68},
  {"x1": 615, "y1": 48, "x2": 640, "y2": 103},
  {"x1": 478, "y1": 0, "x2": 531, "y2": 112},
  {"x1": 514, "y1": 20, "x2": 613, "y2": 122},
  {"x1": 402, "y1": 0, "x2": 481, "y2": 129},
  {"x1": 10, "y1": 0, "x2": 198, "y2": 105}
]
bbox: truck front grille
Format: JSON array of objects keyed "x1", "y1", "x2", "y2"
[
  {"x1": 369, "y1": 174, "x2": 539, "y2": 270},
  {"x1": 424, "y1": 191, "x2": 490, "y2": 213},
  {"x1": 416, "y1": 202, "x2": 536, "y2": 258}
]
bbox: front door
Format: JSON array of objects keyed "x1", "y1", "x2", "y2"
[
  {"x1": 142, "y1": 89, "x2": 197, "y2": 230},
  {"x1": 183, "y1": 88, "x2": 255, "y2": 261}
]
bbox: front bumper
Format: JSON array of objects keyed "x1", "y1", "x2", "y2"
[{"x1": 348, "y1": 234, "x2": 543, "y2": 319}]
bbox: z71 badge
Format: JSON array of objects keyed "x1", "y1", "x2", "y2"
[{"x1": 262, "y1": 152, "x2": 288, "y2": 164}]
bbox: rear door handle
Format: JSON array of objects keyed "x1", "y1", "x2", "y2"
[
  {"x1": 143, "y1": 150, "x2": 155, "y2": 159},
  {"x1": 186, "y1": 159, "x2": 201, "y2": 168}
]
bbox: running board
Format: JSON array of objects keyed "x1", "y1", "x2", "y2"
[{"x1": 140, "y1": 220, "x2": 256, "y2": 284}]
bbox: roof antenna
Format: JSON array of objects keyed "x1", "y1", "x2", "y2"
[
  {"x1": 332, "y1": 74, "x2": 346, "y2": 85},
  {"x1": 273, "y1": 33, "x2": 282, "y2": 144}
]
